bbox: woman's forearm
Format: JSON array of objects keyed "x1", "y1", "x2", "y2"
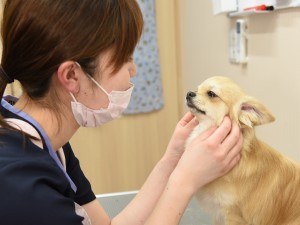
[
  {"x1": 112, "y1": 155, "x2": 179, "y2": 225},
  {"x1": 144, "y1": 176, "x2": 194, "y2": 225}
]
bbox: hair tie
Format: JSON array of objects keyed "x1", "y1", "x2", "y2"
[{"x1": 0, "y1": 65, "x2": 14, "y2": 84}]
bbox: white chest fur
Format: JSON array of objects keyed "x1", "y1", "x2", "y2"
[
  {"x1": 196, "y1": 187, "x2": 235, "y2": 224},
  {"x1": 186, "y1": 119, "x2": 215, "y2": 146}
]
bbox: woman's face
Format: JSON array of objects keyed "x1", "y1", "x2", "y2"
[{"x1": 75, "y1": 50, "x2": 137, "y2": 110}]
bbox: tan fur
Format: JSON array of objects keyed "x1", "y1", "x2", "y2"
[{"x1": 186, "y1": 76, "x2": 300, "y2": 225}]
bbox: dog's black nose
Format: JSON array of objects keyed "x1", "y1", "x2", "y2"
[{"x1": 186, "y1": 91, "x2": 196, "y2": 100}]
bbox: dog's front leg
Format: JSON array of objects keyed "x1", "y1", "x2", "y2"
[
  {"x1": 212, "y1": 214, "x2": 248, "y2": 225},
  {"x1": 224, "y1": 213, "x2": 250, "y2": 225},
  {"x1": 222, "y1": 207, "x2": 252, "y2": 225},
  {"x1": 213, "y1": 220, "x2": 224, "y2": 225}
]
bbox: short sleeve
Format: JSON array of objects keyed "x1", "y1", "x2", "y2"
[{"x1": 63, "y1": 142, "x2": 96, "y2": 205}]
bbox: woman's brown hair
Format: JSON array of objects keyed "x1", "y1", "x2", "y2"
[{"x1": 0, "y1": 0, "x2": 143, "y2": 130}]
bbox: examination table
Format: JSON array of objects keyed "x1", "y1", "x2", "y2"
[{"x1": 97, "y1": 191, "x2": 212, "y2": 225}]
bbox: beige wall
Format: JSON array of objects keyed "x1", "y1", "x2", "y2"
[{"x1": 176, "y1": 0, "x2": 300, "y2": 162}]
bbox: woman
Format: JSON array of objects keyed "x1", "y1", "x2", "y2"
[{"x1": 0, "y1": 0, "x2": 242, "y2": 224}]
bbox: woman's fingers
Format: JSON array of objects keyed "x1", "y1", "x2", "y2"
[
  {"x1": 222, "y1": 133, "x2": 243, "y2": 173},
  {"x1": 222, "y1": 122, "x2": 240, "y2": 148},
  {"x1": 178, "y1": 112, "x2": 195, "y2": 127},
  {"x1": 206, "y1": 117, "x2": 232, "y2": 144}
]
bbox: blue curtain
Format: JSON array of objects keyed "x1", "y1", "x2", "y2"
[{"x1": 124, "y1": 0, "x2": 164, "y2": 114}]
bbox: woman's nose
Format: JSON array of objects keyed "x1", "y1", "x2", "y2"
[{"x1": 129, "y1": 62, "x2": 137, "y2": 77}]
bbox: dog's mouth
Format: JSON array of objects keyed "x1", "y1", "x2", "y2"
[{"x1": 186, "y1": 101, "x2": 206, "y2": 115}]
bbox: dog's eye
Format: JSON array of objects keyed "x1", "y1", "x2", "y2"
[{"x1": 207, "y1": 90, "x2": 218, "y2": 98}]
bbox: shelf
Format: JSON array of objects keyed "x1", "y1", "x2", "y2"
[
  {"x1": 228, "y1": 3, "x2": 300, "y2": 17},
  {"x1": 276, "y1": 3, "x2": 300, "y2": 9},
  {"x1": 228, "y1": 9, "x2": 272, "y2": 17}
]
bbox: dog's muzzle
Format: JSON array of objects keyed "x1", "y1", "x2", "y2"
[
  {"x1": 186, "y1": 91, "x2": 206, "y2": 115},
  {"x1": 186, "y1": 91, "x2": 196, "y2": 107},
  {"x1": 186, "y1": 91, "x2": 197, "y2": 106},
  {"x1": 186, "y1": 91, "x2": 196, "y2": 100}
]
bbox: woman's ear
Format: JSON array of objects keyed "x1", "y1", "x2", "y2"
[{"x1": 56, "y1": 61, "x2": 81, "y2": 93}]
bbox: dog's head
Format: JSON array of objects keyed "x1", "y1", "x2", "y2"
[{"x1": 186, "y1": 76, "x2": 275, "y2": 132}]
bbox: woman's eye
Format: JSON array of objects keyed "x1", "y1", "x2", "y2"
[{"x1": 207, "y1": 90, "x2": 218, "y2": 98}]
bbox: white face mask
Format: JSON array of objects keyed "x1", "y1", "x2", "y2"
[{"x1": 70, "y1": 75, "x2": 134, "y2": 127}]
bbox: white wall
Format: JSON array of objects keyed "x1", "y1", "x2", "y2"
[{"x1": 176, "y1": 0, "x2": 300, "y2": 162}]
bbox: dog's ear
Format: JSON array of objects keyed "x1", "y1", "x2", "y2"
[{"x1": 234, "y1": 96, "x2": 275, "y2": 128}]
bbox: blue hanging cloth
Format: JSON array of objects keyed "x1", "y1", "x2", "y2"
[{"x1": 124, "y1": 0, "x2": 164, "y2": 114}]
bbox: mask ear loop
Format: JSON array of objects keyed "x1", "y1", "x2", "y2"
[
  {"x1": 69, "y1": 92, "x2": 78, "y2": 103},
  {"x1": 75, "y1": 61, "x2": 109, "y2": 96},
  {"x1": 88, "y1": 76, "x2": 109, "y2": 96}
]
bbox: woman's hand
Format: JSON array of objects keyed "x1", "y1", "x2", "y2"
[
  {"x1": 164, "y1": 112, "x2": 199, "y2": 162},
  {"x1": 169, "y1": 117, "x2": 243, "y2": 194}
]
